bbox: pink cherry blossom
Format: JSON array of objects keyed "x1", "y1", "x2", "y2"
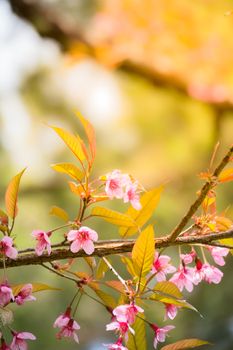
[
  {"x1": 106, "y1": 321, "x2": 134, "y2": 341},
  {"x1": 103, "y1": 337, "x2": 128, "y2": 350},
  {"x1": 0, "y1": 283, "x2": 14, "y2": 307},
  {"x1": 192, "y1": 259, "x2": 223, "y2": 285},
  {"x1": 170, "y1": 265, "x2": 195, "y2": 292},
  {"x1": 0, "y1": 236, "x2": 18, "y2": 260},
  {"x1": 150, "y1": 324, "x2": 175, "y2": 349},
  {"x1": 123, "y1": 182, "x2": 141, "y2": 210},
  {"x1": 56, "y1": 319, "x2": 80, "y2": 343},
  {"x1": 152, "y1": 252, "x2": 176, "y2": 281},
  {"x1": 208, "y1": 246, "x2": 229, "y2": 266},
  {"x1": 10, "y1": 331, "x2": 36, "y2": 350},
  {"x1": 105, "y1": 170, "x2": 129, "y2": 199},
  {"x1": 32, "y1": 230, "x2": 51, "y2": 256},
  {"x1": 53, "y1": 308, "x2": 71, "y2": 328},
  {"x1": 113, "y1": 303, "x2": 144, "y2": 325},
  {"x1": 15, "y1": 284, "x2": 36, "y2": 306},
  {"x1": 180, "y1": 250, "x2": 196, "y2": 265},
  {"x1": 164, "y1": 303, "x2": 178, "y2": 320},
  {"x1": 67, "y1": 226, "x2": 98, "y2": 255},
  {"x1": 0, "y1": 340, "x2": 10, "y2": 350}
]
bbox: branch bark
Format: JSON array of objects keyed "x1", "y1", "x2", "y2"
[{"x1": 1, "y1": 228, "x2": 233, "y2": 269}]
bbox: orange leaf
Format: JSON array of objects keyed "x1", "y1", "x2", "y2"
[
  {"x1": 218, "y1": 168, "x2": 233, "y2": 183},
  {"x1": 161, "y1": 338, "x2": 210, "y2": 350},
  {"x1": 75, "y1": 111, "x2": 96, "y2": 164},
  {"x1": 5, "y1": 168, "x2": 26, "y2": 219}
]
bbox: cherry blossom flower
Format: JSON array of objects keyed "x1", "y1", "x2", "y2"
[
  {"x1": 208, "y1": 246, "x2": 229, "y2": 266},
  {"x1": 32, "y1": 230, "x2": 51, "y2": 256},
  {"x1": 0, "y1": 283, "x2": 14, "y2": 307},
  {"x1": 170, "y1": 265, "x2": 195, "y2": 292},
  {"x1": 152, "y1": 252, "x2": 176, "y2": 281},
  {"x1": 180, "y1": 250, "x2": 196, "y2": 265},
  {"x1": 0, "y1": 236, "x2": 18, "y2": 260},
  {"x1": 150, "y1": 324, "x2": 175, "y2": 349},
  {"x1": 113, "y1": 303, "x2": 144, "y2": 325},
  {"x1": 105, "y1": 170, "x2": 129, "y2": 199},
  {"x1": 164, "y1": 303, "x2": 178, "y2": 320},
  {"x1": 15, "y1": 284, "x2": 36, "y2": 306},
  {"x1": 54, "y1": 308, "x2": 80, "y2": 343},
  {"x1": 123, "y1": 182, "x2": 141, "y2": 210},
  {"x1": 10, "y1": 331, "x2": 36, "y2": 350},
  {"x1": 67, "y1": 226, "x2": 98, "y2": 255},
  {"x1": 193, "y1": 260, "x2": 223, "y2": 285},
  {"x1": 106, "y1": 321, "x2": 134, "y2": 341},
  {"x1": 53, "y1": 308, "x2": 71, "y2": 329},
  {"x1": 0, "y1": 340, "x2": 10, "y2": 350},
  {"x1": 103, "y1": 337, "x2": 128, "y2": 350}
]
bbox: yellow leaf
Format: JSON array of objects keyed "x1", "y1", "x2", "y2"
[
  {"x1": 89, "y1": 284, "x2": 117, "y2": 309},
  {"x1": 68, "y1": 181, "x2": 86, "y2": 197},
  {"x1": 161, "y1": 338, "x2": 210, "y2": 350},
  {"x1": 220, "y1": 238, "x2": 233, "y2": 254},
  {"x1": 12, "y1": 283, "x2": 60, "y2": 296},
  {"x1": 91, "y1": 206, "x2": 136, "y2": 227},
  {"x1": 150, "y1": 294, "x2": 197, "y2": 311},
  {"x1": 218, "y1": 168, "x2": 233, "y2": 183},
  {"x1": 75, "y1": 111, "x2": 96, "y2": 163},
  {"x1": 49, "y1": 206, "x2": 69, "y2": 222},
  {"x1": 154, "y1": 281, "x2": 183, "y2": 299},
  {"x1": 84, "y1": 257, "x2": 96, "y2": 271},
  {"x1": 0, "y1": 209, "x2": 8, "y2": 226},
  {"x1": 132, "y1": 225, "x2": 155, "y2": 279},
  {"x1": 96, "y1": 258, "x2": 109, "y2": 279},
  {"x1": 5, "y1": 168, "x2": 26, "y2": 219},
  {"x1": 127, "y1": 313, "x2": 147, "y2": 350},
  {"x1": 121, "y1": 256, "x2": 137, "y2": 277},
  {"x1": 51, "y1": 163, "x2": 84, "y2": 181},
  {"x1": 105, "y1": 280, "x2": 125, "y2": 294},
  {"x1": 119, "y1": 186, "x2": 163, "y2": 237},
  {"x1": 50, "y1": 125, "x2": 85, "y2": 163}
]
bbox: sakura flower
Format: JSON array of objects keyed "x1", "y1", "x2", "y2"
[
  {"x1": 152, "y1": 252, "x2": 176, "y2": 281},
  {"x1": 208, "y1": 246, "x2": 229, "y2": 266},
  {"x1": 164, "y1": 303, "x2": 178, "y2": 320},
  {"x1": 15, "y1": 284, "x2": 36, "y2": 306},
  {"x1": 0, "y1": 236, "x2": 18, "y2": 260},
  {"x1": 67, "y1": 226, "x2": 98, "y2": 255},
  {"x1": 0, "y1": 340, "x2": 10, "y2": 350},
  {"x1": 150, "y1": 324, "x2": 175, "y2": 349},
  {"x1": 10, "y1": 331, "x2": 36, "y2": 350},
  {"x1": 170, "y1": 265, "x2": 195, "y2": 292},
  {"x1": 56, "y1": 319, "x2": 80, "y2": 343},
  {"x1": 106, "y1": 321, "x2": 134, "y2": 341},
  {"x1": 0, "y1": 283, "x2": 14, "y2": 307},
  {"x1": 32, "y1": 230, "x2": 51, "y2": 256},
  {"x1": 180, "y1": 250, "x2": 196, "y2": 265},
  {"x1": 123, "y1": 182, "x2": 141, "y2": 210},
  {"x1": 105, "y1": 170, "x2": 129, "y2": 199},
  {"x1": 113, "y1": 303, "x2": 144, "y2": 325},
  {"x1": 103, "y1": 337, "x2": 128, "y2": 350},
  {"x1": 53, "y1": 308, "x2": 71, "y2": 329}
]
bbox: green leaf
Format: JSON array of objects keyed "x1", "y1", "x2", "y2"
[
  {"x1": 5, "y1": 168, "x2": 26, "y2": 219},
  {"x1": 127, "y1": 313, "x2": 147, "y2": 350},
  {"x1": 91, "y1": 206, "x2": 136, "y2": 227},
  {"x1": 154, "y1": 281, "x2": 183, "y2": 299},
  {"x1": 161, "y1": 338, "x2": 211, "y2": 350},
  {"x1": 75, "y1": 111, "x2": 96, "y2": 163},
  {"x1": 50, "y1": 125, "x2": 86, "y2": 163},
  {"x1": 119, "y1": 186, "x2": 163, "y2": 237},
  {"x1": 49, "y1": 206, "x2": 69, "y2": 222},
  {"x1": 51, "y1": 162, "x2": 84, "y2": 181},
  {"x1": 132, "y1": 225, "x2": 155, "y2": 279}
]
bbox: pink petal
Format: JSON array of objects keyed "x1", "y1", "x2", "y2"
[
  {"x1": 67, "y1": 230, "x2": 78, "y2": 242},
  {"x1": 17, "y1": 332, "x2": 36, "y2": 340},
  {"x1": 82, "y1": 240, "x2": 95, "y2": 255},
  {"x1": 70, "y1": 240, "x2": 81, "y2": 253}
]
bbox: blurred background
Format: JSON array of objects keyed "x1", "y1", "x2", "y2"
[{"x1": 0, "y1": 0, "x2": 233, "y2": 349}]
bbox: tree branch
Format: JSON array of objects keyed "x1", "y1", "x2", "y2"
[
  {"x1": 169, "y1": 145, "x2": 233, "y2": 241},
  {"x1": 1, "y1": 228, "x2": 232, "y2": 269}
]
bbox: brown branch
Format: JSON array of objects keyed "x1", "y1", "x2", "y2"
[
  {"x1": 169, "y1": 145, "x2": 233, "y2": 242},
  {"x1": 1, "y1": 227, "x2": 233, "y2": 269}
]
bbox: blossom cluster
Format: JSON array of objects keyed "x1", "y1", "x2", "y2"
[{"x1": 104, "y1": 170, "x2": 142, "y2": 210}]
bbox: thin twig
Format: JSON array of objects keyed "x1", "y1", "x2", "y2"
[{"x1": 169, "y1": 146, "x2": 233, "y2": 241}]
